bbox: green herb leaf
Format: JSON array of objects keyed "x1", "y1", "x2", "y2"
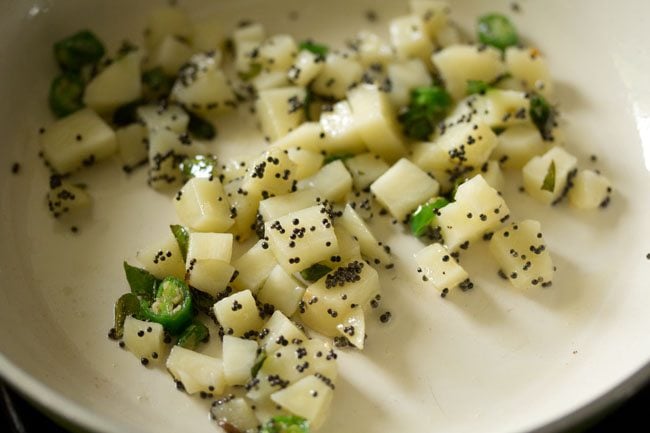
[
  {"x1": 238, "y1": 62, "x2": 262, "y2": 81},
  {"x1": 187, "y1": 112, "x2": 217, "y2": 140},
  {"x1": 299, "y1": 40, "x2": 328, "y2": 58},
  {"x1": 176, "y1": 321, "x2": 210, "y2": 350},
  {"x1": 529, "y1": 92, "x2": 556, "y2": 141},
  {"x1": 323, "y1": 153, "x2": 354, "y2": 165},
  {"x1": 398, "y1": 86, "x2": 452, "y2": 140},
  {"x1": 123, "y1": 262, "x2": 159, "y2": 302},
  {"x1": 300, "y1": 263, "x2": 333, "y2": 282},
  {"x1": 49, "y1": 73, "x2": 85, "y2": 118},
  {"x1": 112, "y1": 293, "x2": 143, "y2": 339},
  {"x1": 170, "y1": 225, "x2": 190, "y2": 262},
  {"x1": 54, "y1": 30, "x2": 106, "y2": 71},
  {"x1": 541, "y1": 160, "x2": 556, "y2": 192},
  {"x1": 260, "y1": 416, "x2": 309, "y2": 433},
  {"x1": 477, "y1": 13, "x2": 519, "y2": 50},
  {"x1": 410, "y1": 198, "x2": 450, "y2": 237},
  {"x1": 251, "y1": 350, "x2": 267, "y2": 378},
  {"x1": 179, "y1": 155, "x2": 219, "y2": 181},
  {"x1": 142, "y1": 67, "x2": 175, "y2": 99},
  {"x1": 466, "y1": 79, "x2": 490, "y2": 96}
]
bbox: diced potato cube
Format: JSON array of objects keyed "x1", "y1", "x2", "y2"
[
  {"x1": 223, "y1": 178, "x2": 260, "y2": 242},
  {"x1": 287, "y1": 147, "x2": 324, "y2": 180},
  {"x1": 222, "y1": 335, "x2": 259, "y2": 386},
  {"x1": 47, "y1": 180, "x2": 91, "y2": 219},
  {"x1": 123, "y1": 317, "x2": 166, "y2": 364},
  {"x1": 414, "y1": 243, "x2": 468, "y2": 295},
  {"x1": 233, "y1": 22, "x2": 266, "y2": 47},
  {"x1": 192, "y1": 15, "x2": 225, "y2": 52},
  {"x1": 258, "y1": 34, "x2": 298, "y2": 72},
  {"x1": 437, "y1": 174, "x2": 510, "y2": 250},
  {"x1": 390, "y1": 14, "x2": 434, "y2": 65},
  {"x1": 371, "y1": 158, "x2": 440, "y2": 221},
  {"x1": 253, "y1": 70, "x2": 290, "y2": 91},
  {"x1": 336, "y1": 308, "x2": 365, "y2": 349},
  {"x1": 137, "y1": 104, "x2": 189, "y2": 133},
  {"x1": 230, "y1": 240, "x2": 278, "y2": 294},
  {"x1": 271, "y1": 375, "x2": 334, "y2": 430},
  {"x1": 297, "y1": 160, "x2": 353, "y2": 203},
  {"x1": 474, "y1": 160, "x2": 505, "y2": 192},
  {"x1": 492, "y1": 123, "x2": 548, "y2": 169},
  {"x1": 386, "y1": 59, "x2": 433, "y2": 107},
  {"x1": 266, "y1": 205, "x2": 339, "y2": 274},
  {"x1": 338, "y1": 204, "x2": 393, "y2": 266},
  {"x1": 505, "y1": 47, "x2": 554, "y2": 99},
  {"x1": 213, "y1": 290, "x2": 265, "y2": 338},
  {"x1": 432, "y1": 45, "x2": 506, "y2": 100},
  {"x1": 312, "y1": 53, "x2": 364, "y2": 99},
  {"x1": 344, "y1": 153, "x2": 390, "y2": 191},
  {"x1": 116, "y1": 124, "x2": 147, "y2": 171},
  {"x1": 568, "y1": 170, "x2": 612, "y2": 210},
  {"x1": 258, "y1": 310, "x2": 308, "y2": 354},
  {"x1": 354, "y1": 31, "x2": 394, "y2": 66},
  {"x1": 257, "y1": 265, "x2": 305, "y2": 317},
  {"x1": 211, "y1": 396, "x2": 259, "y2": 432},
  {"x1": 187, "y1": 232, "x2": 233, "y2": 263},
  {"x1": 144, "y1": 6, "x2": 192, "y2": 50},
  {"x1": 289, "y1": 50, "x2": 325, "y2": 87},
  {"x1": 270, "y1": 122, "x2": 323, "y2": 152},
  {"x1": 174, "y1": 177, "x2": 234, "y2": 232},
  {"x1": 256, "y1": 87, "x2": 307, "y2": 141},
  {"x1": 187, "y1": 259, "x2": 235, "y2": 297},
  {"x1": 40, "y1": 108, "x2": 117, "y2": 174},
  {"x1": 348, "y1": 84, "x2": 407, "y2": 162},
  {"x1": 522, "y1": 146, "x2": 578, "y2": 205},
  {"x1": 166, "y1": 346, "x2": 226, "y2": 395},
  {"x1": 84, "y1": 51, "x2": 142, "y2": 113},
  {"x1": 242, "y1": 148, "x2": 297, "y2": 200},
  {"x1": 258, "y1": 188, "x2": 321, "y2": 222},
  {"x1": 147, "y1": 128, "x2": 207, "y2": 190},
  {"x1": 136, "y1": 233, "x2": 186, "y2": 280},
  {"x1": 473, "y1": 90, "x2": 531, "y2": 129},
  {"x1": 171, "y1": 52, "x2": 236, "y2": 116},
  {"x1": 149, "y1": 35, "x2": 194, "y2": 75},
  {"x1": 319, "y1": 101, "x2": 367, "y2": 155},
  {"x1": 436, "y1": 23, "x2": 462, "y2": 48},
  {"x1": 489, "y1": 220, "x2": 554, "y2": 289},
  {"x1": 409, "y1": 0, "x2": 451, "y2": 40},
  {"x1": 300, "y1": 260, "x2": 379, "y2": 336}
]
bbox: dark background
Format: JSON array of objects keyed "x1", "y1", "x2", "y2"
[{"x1": 1, "y1": 378, "x2": 648, "y2": 432}]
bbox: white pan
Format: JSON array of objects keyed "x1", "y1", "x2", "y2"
[{"x1": 1, "y1": 0, "x2": 650, "y2": 432}]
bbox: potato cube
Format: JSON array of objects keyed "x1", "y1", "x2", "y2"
[
  {"x1": 40, "y1": 108, "x2": 117, "y2": 174},
  {"x1": 270, "y1": 122, "x2": 323, "y2": 152},
  {"x1": 258, "y1": 310, "x2": 308, "y2": 354},
  {"x1": 386, "y1": 59, "x2": 433, "y2": 107},
  {"x1": 210, "y1": 396, "x2": 259, "y2": 432},
  {"x1": 230, "y1": 240, "x2": 278, "y2": 294},
  {"x1": 84, "y1": 51, "x2": 142, "y2": 113},
  {"x1": 271, "y1": 375, "x2": 334, "y2": 430},
  {"x1": 187, "y1": 232, "x2": 233, "y2": 263},
  {"x1": 489, "y1": 220, "x2": 554, "y2": 289},
  {"x1": 123, "y1": 317, "x2": 166, "y2": 364},
  {"x1": 319, "y1": 101, "x2": 367, "y2": 155},
  {"x1": 258, "y1": 188, "x2": 321, "y2": 222},
  {"x1": 174, "y1": 177, "x2": 234, "y2": 232},
  {"x1": 297, "y1": 160, "x2": 353, "y2": 203},
  {"x1": 287, "y1": 147, "x2": 324, "y2": 180},
  {"x1": 116, "y1": 124, "x2": 147, "y2": 171},
  {"x1": 46, "y1": 180, "x2": 91, "y2": 219},
  {"x1": 144, "y1": 6, "x2": 192, "y2": 50},
  {"x1": 253, "y1": 70, "x2": 291, "y2": 91},
  {"x1": 258, "y1": 34, "x2": 298, "y2": 72},
  {"x1": 187, "y1": 259, "x2": 235, "y2": 297},
  {"x1": 336, "y1": 308, "x2": 365, "y2": 349},
  {"x1": 213, "y1": 290, "x2": 264, "y2": 338},
  {"x1": 223, "y1": 178, "x2": 260, "y2": 242},
  {"x1": 354, "y1": 31, "x2": 394, "y2": 67},
  {"x1": 414, "y1": 243, "x2": 468, "y2": 295},
  {"x1": 409, "y1": 0, "x2": 451, "y2": 40},
  {"x1": 289, "y1": 50, "x2": 325, "y2": 87},
  {"x1": 136, "y1": 233, "x2": 186, "y2": 280},
  {"x1": 242, "y1": 148, "x2": 297, "y2": 200},
  {"x1": 505, "y1": 47, "x2": 554, "y2": 99},
  {"x1": 568, "y1": 170, "x2": 612, "y2": 210},
  {"x1": 492, "y1": 123, "x2": 548, "y2": 169},
  {"x1": 389, "y1": 14, "x2": 434, "y2": 65},
  {"x1": 473, "y1": 90, "x2": 531, "y2": 129},
  {"x1": 192, "y1": 15, "x2": 225, "y2": 52},
  {"x1": 222, "y1": 335, "x2": 259, "y2": 386},
  {"x1": 257, "y1": 265, "x2": 305, "y2": 317},
  {"x1": 256, "y1": 87, "x2": 307, "y2": 142},
  {"x1": 149, "y1": 35, "x2": 193, "y2": 76},
  {"x1": 338, "y1": 204, "x2": 393, "y2": 266},
  {"x1": 166, "y1": 346, "x2": 226, "y2": 395},
  {"x1": 137, "y1": 103, "x2": 189, "y2": 133},
  {"x1": 522, "y1": 146, "x2": 578, "y2": 205},
  {"x1": 344, "y1": 153, "x2": 391, "y2": 191},
  {"x1": 312, "y1": 53, "x2": 364, "y2": 99}
]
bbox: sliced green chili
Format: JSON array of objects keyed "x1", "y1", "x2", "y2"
[
  {"x1": 466, "y1": 79, "x2": 491, "y2": 96},
  {"x1": 140, "y1": 276, "x2": 193, "y2": 334},
  {"x1": 142, "y1": 67, "x2": 175, "y2": 99},
  {"x1": 529, "y1": 92, "x2": 556, "y2": 141},
  {"x1": 477, "y1": 13, "x2": 519, "y2": 50},
  {"x1": 410, "y1": 198, "x2": 450, "y2": 237},
  {"x1": 170, "y1": 224, "x2": 190, "y2": 262},
  {"x1": 49, "y1": 73, "x2": 85, "y2": 118},
  {"x1": 398, "y1": 86, "x2": 452, "y2": 140},
  {"x1": 299, "y1": 40, "x2": 328, "y2": 59},
  {"x1": 260, "y1": 415, "x2": 309, "y2": 433},
  {"x1": 541, "y1": 160, "x2": 556, "y2": 192},
  {"x1": 54, "y1": 30, "x2": 106, "y2": 71},
  {"x1": 177, "y1": 321, "x2": 210, "y2": 350},
  {"x1": 112, "y1": 293, "x2": 143, "y2": 339}
]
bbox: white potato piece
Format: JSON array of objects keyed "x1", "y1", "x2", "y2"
[
  {"x1": 437, "y1": 174, "x2": 510, "y2": 250},
  {"x1": 210, "y1": 396, "x2": 259, "y2": 432},
  {"x1": 213, "y1": 290, "x2": 265, "y2": 338},
  {"x1": 172, "y1": 52, "x2": 236, "y2": 116},
  {"x1": 144, "y1": 6, "x2": 192, "y2": 50},
  {"x1": 187, "y1": 259, "x2": 235, "y2": 298},
  {"x1": 414, "y1": 243, "x2": 469, "y2": 295},
  {"x1": 258, "y1": 310, "x2": 308, "y2": 354},
  {"x1": 297, "y1": 160, "x2": 353, "y2": 203},
  {"x1": 84, "y1": 51, "x2": 141, "y2": 113},
  {"x1": 354, "y1": 31, "x2": 394, "y2": 67},
  {"x1": 257, "y1": 34, "x2": 298, "y2": 72},
  {"x1": 436, "y1": 23, "x2": 462, "y2": 48},
  {"x1": 473, "y1": 90, "x2": 531, "y2": 129},
  {"x1": 123, "y1": 317, "x2": 166, "y2": 365},
  {"x1": 242, "y1": 148, "x2": 297, "y2": 200},
  {"x1": 312, "y1": 53, "x2": 364, "y2": 99},
  {"x1": 490, "y1": 220, "x2": 554, "y2": 289},
  {"x1": 149, "y1": 35, "x2": 193, "y2": 75},
  {"x1": 287, "y1": 147, "x2": 324, "y2": 180},
  {"x1": 506, "y1": 47, "x2": 554, "y2": 99},
  {"x1": 147, "y1": 128, "x2": 207, "y2": 190},
  {"x1": 266, "y1": 205, "x2": 339, "y2": 274},
  {"x1": 40, "y1": 108, "x2": 117, "y2": 174},
  {"x1": 336, "y1": 308, "x2": 365, "y2": 349},
  {"x1": 432, "y1": 45, "x2": 506, "y2": 100},
  {"x1": 46, "y1": 179, "x2": 91, "y2": 219},
  {"x1": 389, "y1": 14, "x2": 434, "y2": 66},
  {"x1": 271, "y1": 374, "x2": 334, "y2": 430},
  {"x1": 230, "y1": 240, "x2": 277, "y2": 294},
  {"x1": 257, "y1": 265, "x2": 305, "y2": 317},
  {"x1": 319, "y1": 100, "x2": 367, "y2": 155},
  {"x1": 475, "y1": 160, "x2": 505, "y2": 192},
  {"x1": 166, "y1": 346, "x2": 226, "y2": 395},
  {"x1": 115, "y1": 124, "x2": 147, "y2": 171},
  {"x1": 192, "y1": 15, "x2": 225, "y2": 52},
  {"x1": 522, "y1": 146, "x2": 578, "y2": 205},
  {"x1": 371, "y1": 158, "x2": 440, "y2": 221},
  {"x1": 338, "y1": 204, "x2": 393, "y2": 266},
  {"x1": 347, "y1": 84, "x2": 407, "y2": 162},
  {"x1": 258, "y1": 188, "x2": 321, "y2": 222},
  {"x1": 568, "y1": 170, "x2": 612, "y2": 210},
  {"x1": 136, "y1": 233, "x2": 185, "y2": 280},
  {"x1": 300, "y1": 259, "x2": 379, "y2": 336},
  {"x1": 270, "y1": 122, "x2": 323, "y2": 153},
  {"x1": 256, "y1": 87, "x2": 307, "y2": 141},
  {"x1": 137, "y1": 104, "x2": 189, "y2": 133},
  {"x1": 174, "y1": 177, "x2": 234, "y2": 233},
  {"x1": 492, "y1": 123, "x2": 548, "y2": 169},
  {"x1": 409, "y1": 0, "x2": 450, "y2": 40},
  {"x1": 344, "y1": 153, "x2": 390, "y2": 191},
  {"x1": 386, "y1": 58, "x2": 432, "y2": 107},
  {"x1": 289, "y1": 50, "x2": 325, "y2": 87},
  {"x1": 223, "y1": 178, "x2": 260, "y2": 242},
  {"x1": 187, "y1": 232, "x2": 233, "y2": 263},
  {"x1": 222, "y1": 335, "x2": 259, "y2": 386},
  {"x1": 253, "y1": 70, "x2": 290, "y2": 91}
]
